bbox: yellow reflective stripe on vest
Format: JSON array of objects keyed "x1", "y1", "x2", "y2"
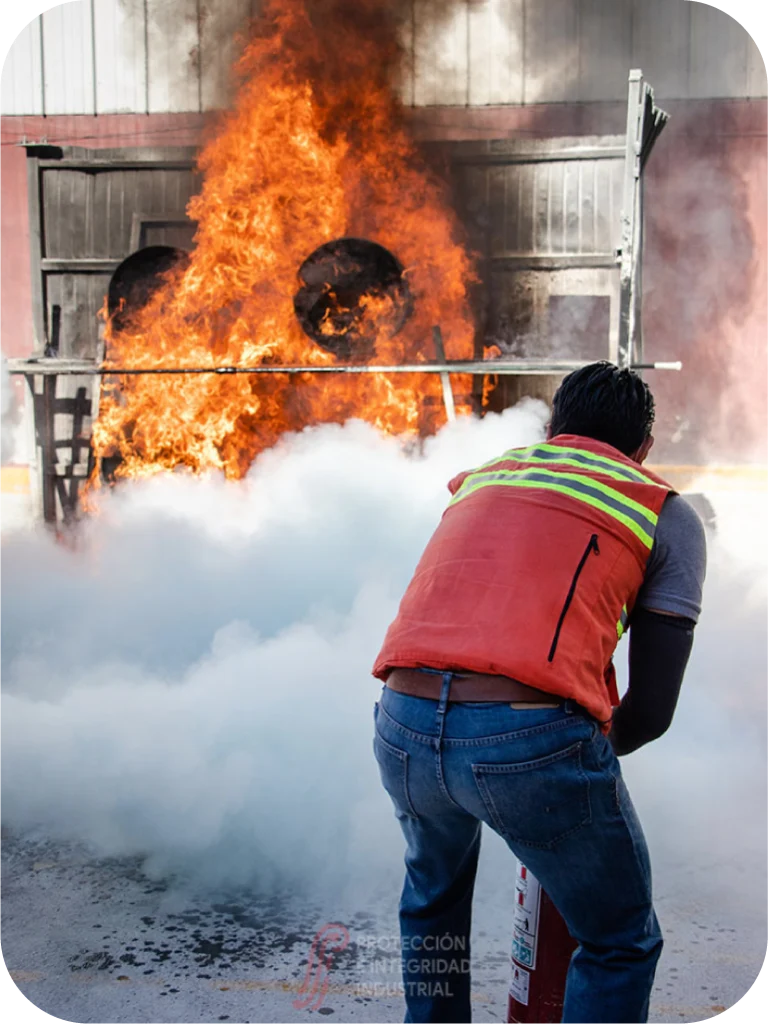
[
  {"x1": 450, "y1": 468, "x2": 658, "y2": 549},
  {"x1": 480, "y1": 443, "x2": 662, "y2": 487},
  {"x1": 617, "y1": 604, "x2": 629, "y2": 639}
]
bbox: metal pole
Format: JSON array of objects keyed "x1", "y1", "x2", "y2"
[
  {"x1": 618, "y1": 70, "x2": 644, "y2": 369},
  {"x1": 6, "y1": 360, "x2": 683, "y2": 377}
]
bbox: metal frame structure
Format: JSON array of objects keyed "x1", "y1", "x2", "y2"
[
  {"x1": 617, "y1": 70, "x2": 669, "y2": 367},
  {"x1": 10, "y1": 71, "x2": 671, "y2": 525}
]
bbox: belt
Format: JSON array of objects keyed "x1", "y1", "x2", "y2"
[{"x1": 385, "y1": 667, "x2": 563, "y2": 706}]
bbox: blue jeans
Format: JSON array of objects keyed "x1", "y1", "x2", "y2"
[{"x1": 373, "y1": 676, "x2": 662, "y2": 1024}]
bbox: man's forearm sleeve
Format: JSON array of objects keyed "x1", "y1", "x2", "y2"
[{"x1": 609, "y1": 607, "x2": 696, "y2": 756}]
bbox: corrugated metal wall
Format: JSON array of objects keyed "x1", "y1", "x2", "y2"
[
  {"x1": 2, "y1": 0, "x2": 766, "y2": 116},
  {"x1": 1, "y1": 0, "x2": 258, "y2": 116}
]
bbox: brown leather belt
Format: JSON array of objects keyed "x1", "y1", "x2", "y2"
[{"x1": 385, "y1": 666, "x2": 562, "y2": 706}]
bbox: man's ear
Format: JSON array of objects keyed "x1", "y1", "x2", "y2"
[{"x1": 633, "y1": 435, "x2": 655, "y2": 464}]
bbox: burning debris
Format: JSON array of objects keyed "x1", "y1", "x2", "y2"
[
  {"x1": 92, "y1": 0, "x2": 475, "y2": 485},
  {"x1": 293, "y1": 238, "x2": 412, "y2": 362}
]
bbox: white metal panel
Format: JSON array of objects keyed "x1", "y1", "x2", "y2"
[
  {"x1": 42, "y1": 0, "x2": 96, "y2": 115},
  {"x1": 576, "y1": 0, "x2": 632, "y2": 102},
  {"x1": 745, "y1": 20, "x2": 768, "y2": 97},
  {"x1": 689, "y1": 1, "x2": 748, "y2": 98},
  {"x1": 147, "y1": 0, "x2": 200, "y2": 113},
  {"x1": 412, "y1": 0, "x2": 468, "y2": 106},
  {"x1": 523, "y1": 0, "x2": 579, "y2": 105},
  {"x1": 630, "y1": 0, "x2": 690, "y2": 100},
  {"x1": 467, "y1": 0, "x2": 523, "y2": 106},
  {"x1": 200, "y1": 0, "x2": 253, "y2": 112},
  {"x1": 93, "y1": 0, "x2": 147, "y2": 113},
  {"x1": 1, "y1": 15, "x2": 43, "y2": 115}
]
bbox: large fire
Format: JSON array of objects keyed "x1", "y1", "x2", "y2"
[{"x1": 91, "y1": 0, "x2": 476, "y2": 483}]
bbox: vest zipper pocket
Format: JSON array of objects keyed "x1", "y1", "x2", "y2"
[{"x1": 547, "y1": 534, "x2": 600, "y2": 662}]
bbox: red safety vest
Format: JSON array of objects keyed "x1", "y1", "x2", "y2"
[{"x1": 373, "y1": 435, "x2": 673, "y2": 728}]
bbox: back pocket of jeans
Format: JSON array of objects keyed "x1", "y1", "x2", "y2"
[
  {"x1": 472, "y1": 742, "x2": 590, "y2": 849},
  {"x1": 374, "y1": 731, "x2": 417, "y2": 819}
]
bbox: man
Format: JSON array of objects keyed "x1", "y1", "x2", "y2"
[{"x1": 371, "y1": 362, "x2": 706, "y2": 1024}]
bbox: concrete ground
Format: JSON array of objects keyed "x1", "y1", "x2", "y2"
[{"x1": 2, "y1": 824, "x2": 765, "y2": 1024}]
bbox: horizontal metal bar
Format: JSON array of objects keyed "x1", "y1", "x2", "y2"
[
  {"x1": 41, "y1": 258, "x2": 122, "y2": 273},
  {"x1": 38, "y1": 160, "x2": 196, "y2": 171},
  {"x1": 7, "y1": 358, "x2": 682, "y2": 377},
  {"x1": 451, "y1": 147, "x2": 625, "y2": 166},
  {"x1": 490, "y1": 254, "x2": 618, "y2": 270}
]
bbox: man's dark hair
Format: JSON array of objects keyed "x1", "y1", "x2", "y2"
[{"x1": 549, "y1": 361, "x2": 655, "y2": 455}]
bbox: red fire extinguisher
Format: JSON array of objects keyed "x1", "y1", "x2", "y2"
[{"x1": 507, "y1": 860, "x2": 578, "y2": 1023}]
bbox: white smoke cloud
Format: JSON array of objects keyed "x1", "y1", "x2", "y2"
[
  {"x1": 1, "y1": 406, "x2": 764, "y2": 912},
  {"x1": 619, "y1": 487, "x2": 767, "y2": 908},
  {"x1": 1, "y1": 403, "x2": 549, "y2": 893}
]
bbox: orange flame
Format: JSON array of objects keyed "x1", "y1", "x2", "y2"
[{"x1": 91, "y1": 0, "x2": 476, "y2": 483}]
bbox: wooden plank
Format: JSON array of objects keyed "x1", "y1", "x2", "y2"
[
  {"x1": 514, "y1": 163, "x2": 535, "y2": 254},
  {"x1": 533, "y1": 162, "x2": 550, "y2": 254},
  {"x1": 42, "y1": 170, "x2": 89, "y2": 259},
  {"x1": 689, "y1": 1, "x2": 748, "y2": 98},
  {"x1": 610, "y1": 157, "x2": 624, "y2": 252},
  {"x1": 630, "y1": 0, "x2": 690, "y2": 100},
  {"x1": 593, "y1": 159, "x2": 614, "y2": 254},
  {"x1": 563, "y1": 160, "x2": 580, "y2": 253},
  {"x1": 454, "y1": 165, "x2": 489, "y2": 255},
  {"x1": 412, "y1": 0, "x2": 468, "y2": 106},
  {"x1": 523, "y1": 0, "x2": 579, "y2": 104},
  {"x1": 41, "y1": 1, "x2": 96, "y2": 115},
  {"x1": 92, "y1": 171, "x2": 114, "y2": 258},
  {"x1": 467, "y1": 0, "x2": 523, "y2": 106},
  {"x1": 579, "y1": 161, "x2": 596, "y2": 252},
  {"x1": 93, "y1": 0, "x2": 147, "y2": 114},
  {"x1": 576, "y1": 0, "x2": 632, "y2": 102},
  {"x1": 487, "y1": 165, "x2": 506, "y2": 257},
  {"x1": 0, "y1": 15, "x2": 44, "y2": 115},
  {"x1": 45, "y1": 272, "x2": 109, "y2": 360},
  {"x1": 40, "y1": 374, "x2": 57, "y2": 521},
  {"x1": 200, "y1": 0, "x2": 253, "y2": 111},
  {"x1": 41, "y1": 260, "x2": 121, "y2": 272},
  {"x1": 88, "y1": 275, "x2": 111, "y2": 357},
  {"x1": 147, "y1": 0, "x2": 201, "y2": 113},
  {"x1": 142, "y1": 221, "x2": 196, "y2": 249},
  {"x1": 26, "y1": 157, "x2": 46, "y2": 351},
  {"x1": 549, "y1": 162, "x2": 565, "y2": 255}
]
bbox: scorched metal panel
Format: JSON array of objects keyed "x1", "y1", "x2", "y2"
[{"x1": 467, "y1": 0, "x2": 523, "y2": 106}]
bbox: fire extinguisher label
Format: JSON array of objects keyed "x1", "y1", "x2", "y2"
[
  {"x1": 511, "y1": 862, "x2": 541, "y2": 970},
  {"x1": 509, "y1": 962, "x2": 531, "y2": 1005}
]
